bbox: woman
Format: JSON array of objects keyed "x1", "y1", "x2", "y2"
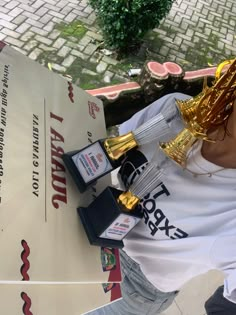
[{"x1": 87, "y1": 62, "x2": 236, "y2": 315}]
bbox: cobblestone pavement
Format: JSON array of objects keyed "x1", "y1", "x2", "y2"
[{"x1": 0, "y1": 0, "x2": 235, "y2": 88}]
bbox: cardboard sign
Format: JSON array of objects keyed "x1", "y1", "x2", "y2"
[
  {"x1": 0, "y1": 42, "x2": 121, "y2": 284},
  {"x1": 0, "y1": 282, "x2": 121, "y2": 315}
]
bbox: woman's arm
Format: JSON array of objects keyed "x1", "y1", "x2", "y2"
[{"x1": 119, "y1": 92, "x2": 191, "y2": 135}]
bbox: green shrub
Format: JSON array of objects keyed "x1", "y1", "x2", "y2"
[{"x1": 89, "y1": 0, "x2": 175, "y2": 52}]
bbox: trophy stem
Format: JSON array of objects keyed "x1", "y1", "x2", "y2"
[
  {"x1": 117, "y1": 191, "x2": 140, "y2": 211},
  {"x1": 104, "y1": 132, "x2": 138, "y2": 160},
  {"x1": 160, "y1": 128, "x2": 198, "y2": 167}
]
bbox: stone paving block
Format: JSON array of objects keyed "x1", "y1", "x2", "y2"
[
  {"x1": 35, "y1": 35, "x2": 53, "y2": 45},
  {"x1": 79, "y1": 0, "x2": 87, "y2": 7},
  {"x1": 23, "y1": 40, "x2": 38, "y2": 51},
  {"x1": 159, "y1": 46, "x2": 170, "y2": 57},
  {"x1": 67, "y1": 2, "x2": 77, "y2": 9},
  {"x1": 56, "y1": 0, "x2": 69, "y2": 8},
  {"x1": 1, "y1": 28, "x2": 20, "y2": 38},
  {"x1": 153, "y1": 28, "x2": 167, "y2": 36},
  {"x1": 225, "y1": 1, "x2": 233, "y2": 9},
  {"x1": 45, "y1": 4, "x2": 61, "y2": 12},
  {"x1": 77, "y1": 44, "x2": 86, "y2": 52},
  {"x1": 87, "y1": 13, "x2": 96, "y2": 25},
  {"x1": 39, "y1": 13, "x2": 52, "y2": 24},
  {"x1": 48, "y1": 10, "x2": 65, "y2": 19},
  {"x1": 52, "y1": 17, "x2": 63, "y2": 24},
  {"x1": 19, "y1": 3, "x2": 37, "y2": 13},
  {"x1": 0, "y1": 12, "x2": 14, "y2": 22},
  {"x1": 21, "y1": 12, "x2": 40, "y2": 21},
  {"x1": 72, "y1": 9, "x2": 89, "y2": 18},
  {"x1": 53, "y1": 38, "x2": 66, "y2": 49},
  {"x1": 66, "y1": 42, "x2": 78, "y2": 49},
  {"x1": 194, "y1": 31, "x2": 209, "y2": 40},
  {"x1": 48, "y1": 29, "x2": 61, "y2": 40},
  {"x1": 26, "y1": 18, "x2": 44, "y2": 28},
  {"x1": 62, "y1": 55, "x2": 76, "y2": 67},
  {"x1": 31, "y1": 26, "x2": 48, "y2": 36},
  {"x1": 58, "y1": 46, "x2": 71, "y2": 57},
  {"x1": 71, "y1": 49, "x2": 89, "y2": 60},
  {"x1": 64, "y1": 12, "x2": 77, "y2": 22},
  {"x1": 29, "y1": 47, "x2": 43, "y2": 60},
  {"x1": 204, "y1": 27, "x2": 211, "y2": 36},
  {"x1": 68, "y1": 0, "x2": 79, "y2": 4},
  {"x1": 226, "y1": 33, "x2": 234, "y2": 42},
  {"x1": 225, "y1": 44, "x2": 235, "y2": 53},
  {"x1": 217, "y1": 42, "x2": 225, "y2": 50},
  {"x1": 0, "y1": 20, "x2": 17, "y2": 30},
  {"x1": 104, "y1": 70, "x2": 114, "y2": 80},
  {"x1": 5, "y1": 0, "x2": 19, "y2": 10},
  {"x1": 185, "y1": 8, "x2": 194, "y2": 17},
  {"x1": 90, "y1": 56, "x2": 100, "y2": 64},
  {"x1": 82, "y1": 68, "x2": 97, "y2": 76},
  {"x1": 221, "y1": 22, "x2": 234, "y2": 32},
  {"x1": 182, "y1": 40, "x2": 195, "y2": 48},
  {"x1": 96, "y1": 61, "x2": 108, "y2": 74},
  {"x1": 86, "y1": 30, "x2": 103, "y2": 42},
  {"x1": 12, "y1": 14, "x2": 27, "y2": 25},
  {"x1": 16, "y1": 22, "x2": 31, "y2": 34},
  {"x1": 4, "y1": 36, "x2": 24, "y2": 47},
  {"x1": 83, "y1": 43, "x2": 98, "y2": 55},
  {"x1": 51, "y1": 63, "x2": 66, "y2": 73},
  {"x1": 199, "y1": 17, "x2": 212, "y2": 25},
  {"x1": 173, "y1": 36, "x2": 183, "y2": 46},
  {"x1": 43, "y1": 21, "x2": 55, "y2": 32},
  {"x1": 20, "y1": 30, "x2": 35, "y2": 41},
  {"x1": 8, "y1": 7, "x2": 23, "y2": 18},
  {"x1": 220, "y1": 27, "x2": 227, "y2": 36},
  {"x1": 32, "y1": 0, "x2": 44, "y2": 9},
  {"x1": 0, "y1": 33, "x2": 6, "y2": 41},
  {"x1": 102, "y1": 56, "x2": 118, "y2": 66},
  {"x1": 39, "y1": 44, "x2": 56, "y2": 52},
  {"x1": 78, "y1": 35, "x2": 91, "y2": 47},
  {"x1": 158, "y1": 35, "x2": 174, "y2": 44},
  {"x1": 186, "y1": 29, "x2": 194, "y2": 37},
  {"x1": 35, "y1": 7, "x2": 48, "y2": 17},
  {"x1": 83, "y1": 6, "x2": 93, "y2": 14},
  {"x1": 0, "y1": 7, "x2": 9, "y2": 14},
  {"x1": 60, "y1": 6, "x2": 73, "y2": 15},
  {"x1": 67, "y1": 36, "x2": 77, "y2": 43}
]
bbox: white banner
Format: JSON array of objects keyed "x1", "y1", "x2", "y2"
[{"x1": 0, "y1": 42, "x2": 121, "y2": 285}]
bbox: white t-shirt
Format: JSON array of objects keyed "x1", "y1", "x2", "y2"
[{"x1": 118, "y1": 93, "x2": 236, "y2": 303}]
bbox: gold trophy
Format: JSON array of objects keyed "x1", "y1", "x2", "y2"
[
  {"x1": 78, "y1": 148, "x2": 172, "y2": 248},
  {"x1": 160, "y1": 58, "x2": 236, "y2": 167},
  {"x1": 63, "y1": 101, "x2": 183, "y2": 192}
]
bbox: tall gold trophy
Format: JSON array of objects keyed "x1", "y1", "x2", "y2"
[{"x1": 161, "y1": 58, "x2": 236, "y2": 167}]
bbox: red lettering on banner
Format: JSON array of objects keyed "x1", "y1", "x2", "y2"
[
  {"x1": 50, "y1": 113, "x2": 67, "y2": 209},
  {"x1": 68, "y1": 81, "x2": 74, "y2": 103},
  {"x1": 88, "y1": 101, "x2": 100, "y2": 119}
]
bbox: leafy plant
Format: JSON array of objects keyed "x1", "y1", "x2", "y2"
[{"x1": 89, "y1": 0, "x2": 175, "y2": 52}]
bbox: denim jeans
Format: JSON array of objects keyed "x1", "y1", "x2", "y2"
[{"x1": 86, "y1": 250, "x2": 178, "y2": 315}]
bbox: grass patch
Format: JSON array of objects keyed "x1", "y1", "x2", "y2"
[{"x1": 55, "y1": 20, "x2": 87, "y2": 40}]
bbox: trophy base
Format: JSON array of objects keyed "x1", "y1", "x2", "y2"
[
  {"x1": 78, "y1": 207, "x2": 124, "y2": 248},
  {"x1": 62, "y1": 151, "x2": 90, "y2": 193}
]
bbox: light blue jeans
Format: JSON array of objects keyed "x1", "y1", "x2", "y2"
[{"x1": 86, "y1": 250, "x2": 178, "y2": 315}]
